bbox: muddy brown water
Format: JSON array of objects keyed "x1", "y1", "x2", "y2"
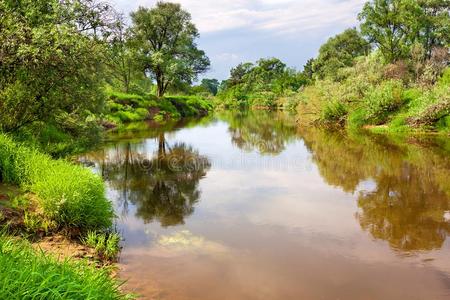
[{"x1": 79, "y1": 111, "x2": 450, "y2": 300}]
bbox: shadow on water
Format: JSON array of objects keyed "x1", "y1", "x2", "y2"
[{"x1": 299, "y1": 128, "x2": 450, "y2": 252}]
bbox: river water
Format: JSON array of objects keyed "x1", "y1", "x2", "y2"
[{"x1": 79, "y1": 111, "x2": 450, "y2": 300}]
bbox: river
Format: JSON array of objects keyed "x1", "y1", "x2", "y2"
[{"x1": 79, "y1": 110, "x2": 450, "y2": 300}]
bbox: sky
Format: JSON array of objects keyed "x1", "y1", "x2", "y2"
[{"x1": 111, "y1": 0, "x2": 367, "y2": 81}]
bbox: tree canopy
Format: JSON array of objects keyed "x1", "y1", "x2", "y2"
[
  {"x1": 130, "y1": 2, "x2": 210, "y2": 97},
  {"x1": 313, "y1": 28, "x2": 370, "y2": 80},
  {"x1": 0, "y1": 0, "x2": 112, "y2": 132}
]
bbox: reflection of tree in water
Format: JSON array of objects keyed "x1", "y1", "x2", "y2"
[
  {"x1": 300, "y1": 128, "x2": 450, "y2": 251},
  {"x1": 219, "y1": 110, "x2": 297, "y2": 155},
  {"x1": 90, "y1": 132, "x2": 210, "y2": 227}
]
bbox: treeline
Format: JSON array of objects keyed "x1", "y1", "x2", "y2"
[
  {"x1": 217, "y1": 0, "x2": 449, "y2": 132},
  {"x1": 0, "y1": 0, "x2": 211, "y2": 155}
]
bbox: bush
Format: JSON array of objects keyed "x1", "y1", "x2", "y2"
[
  {"x1": 406, "y1": 85, "x2": 450, "y2": 128},
  {"x1": 0, "y1": 134, "x2": 113, "y2": 230},
  {"x1": 166, "y1": 96, "x2": 212, "y2": 117},
  {"x1": 364, "y1": 80, "x2": 404, "y2": 124},
  {"x1": 321, "y1": 100, "x2": 348, "y2": 124},
  {"x1": 0, "y1": 234, "x2": 126, "y2": 299}
]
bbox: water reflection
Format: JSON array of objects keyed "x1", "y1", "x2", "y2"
[
  {"x1": 218, "y1": 110, "x2": 298, "y2": 155},
  {"x1": 300, "y1": 128, "x2": 450, "y2": 251},
  {"x1": 83, "y1": 121, "x2": 211, "y2": 227},
  {"x1": 77, "y1": 112, "x2": 450, "y2": 299}
]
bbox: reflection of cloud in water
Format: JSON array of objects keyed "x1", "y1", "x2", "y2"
[{"x1": 146, "y1": 230, "x2": 229, "y2": 258}]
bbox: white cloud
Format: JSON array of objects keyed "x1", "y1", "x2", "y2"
[
  {"x1": 215, "y1": 52, "x2": 241, "y2": 61},
  {"x1": 113, "y1": 0, "x2": 366, "y2": 35}
]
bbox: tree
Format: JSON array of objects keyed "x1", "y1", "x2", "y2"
[
  {"x1": 200, "y1": 78, "x2": 220, "y2": 95},
  {"x1": 313, "y1": 28, "x2": 370, "y2": 80},
  {"x1": 104, "y1": 15, "x2": 139, "y2": 93},
  {"x1": 415, "y1": 0, "x2": 450, "y2": 57},
  {"x1": 0, "y1": 0, "x2": 109, "y2": 132},
  {"x1": 302, "y1": 58, "x2": 316, "y2": 80},
  {"x1": 130, "y1": 2, "x2": 210, "y2": 98},
  {"x1": 229, "y1": 62, "x2": 254, "y2": 86},
  {"x1": 359, "y1": 0, "x2": 411, "y2": 62}
]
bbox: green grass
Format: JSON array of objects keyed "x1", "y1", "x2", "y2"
[
  {"x1": 0, "y1": 234, "x2": 128, "y2": 299},
  {"x1": 0, "y1": 134, "x2": 114, "y2": 230},
  {"x1": 82, "y1": 231, "x2": 121, "y2": 260},
  {"x1": 104, "y1": 90, "x2": 213, "y2": 126}
]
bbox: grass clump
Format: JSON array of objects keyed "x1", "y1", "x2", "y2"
[
  {"x1": 0, "y1": 134, "x2": 114, "y2": 230},
  {"x1": 0, "y1": 234, "x2": 127, "y2": 299},
  {"x1": 83, "y1": 231, "x2": 121, "y2": 260}
]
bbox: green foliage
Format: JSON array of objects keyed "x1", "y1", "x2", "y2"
[
  {"x1": 166, "y1": 96, "x2": 212, "y2": 117},
  {"x1": 347, "y1": 108, "x2": 370, "y2": 130},
  {"x1": 0, "y1": 135, "x2": 114, "y2": 230},
  {"x1": 130, "y1": 2, "x2": 210, "y2": 97},
  {"x1": 364, "y1": 80, "x2": 404, "y2": 124},
  {"x1": 439, "y1": 67, "x2": 450, "y2": 86},
  {"x1": 217, "y1": 58, "x2": 307, "y2": 108},
  {"x1": 82, "y1": 231, "x2": 121, "y2": 260},
  {"x1": 359, "y1": 0, "x2": 449, "y2": 63},
  {"x1": 313, "y1": 28, "x2": 370, "y2": 80},
  {"x1": 105, "y1": 233, "x2": 121, "y2": 260},
  {"x1": 406, "y1": 84, "x2": 450, "y2": 128},
  {"x1": 0, "y1": 234, "x2": 127, "y2": 299},
  {"x1": 0, "y1": 0, "x2": 107, "y2": 133},
  {"x1": 200, "y1": 78, "x2": 220, "y2": 95},
  {"x1": 83, "y1": 231, "x2": 99, "y2": 248},
  {"x1": 321, "y1": 101, "x2": 348, "y2": 124}
]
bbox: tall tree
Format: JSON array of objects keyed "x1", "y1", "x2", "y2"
[
  {"x1": 415, "y1": 0, "x2": 450, "y2": 57},
  {"x1": 229, "y1": 62, "x2": 254, "y2": 86},
  {"x1": 130, "y1": 2, "x2": 210, "y2": 98},
  {"x1": 359, "y1": 0, "x2": 410, "y2": 62},
  {"x1": 313, "y1": 28, "x2": 370, "y2": 80},
  {"x1": 200, "y1": 78, "x2": 220, "y2": 95},
  {"x1": 104, "y1": 15, "x2": 138, "y2": 93},
  {"x1": 302, "y1": 58, "x2": 316, "y2": 80}
]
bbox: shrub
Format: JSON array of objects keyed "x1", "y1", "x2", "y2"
[
  {"x1": 321, "y1": 100, "x2": 348, "y2": 124},
  {"x1": 407, "y1": 91, "x2": 450, "y2": 127},
  {"x1": 364, "y1": 80, "x2": 404, "y2": 124},
  {"x1": 0, "y1": 234, "x2": 126, "y2": 299},
  {"x1": 0, "y1": 134, "x2": 114, "y2": 230}
]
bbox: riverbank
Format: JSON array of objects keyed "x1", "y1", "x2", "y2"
[
  {"x1": 104, "y1": 90, "x2": 212, "y2": 128},
  {"x1": 213, "y1": 65, "x2": 450, "y2": 135},
  {"x1": 0, "y1": 135, "x2": 130, "y2": 299}
]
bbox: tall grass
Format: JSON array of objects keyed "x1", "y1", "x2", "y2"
[
  {"x1": 0, "y1": 234, "x2": 127, "y2": 299},
  {"x1": 0, "y1": 134, "x2": 114, "y2": 230}
]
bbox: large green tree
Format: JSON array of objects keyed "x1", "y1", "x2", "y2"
[
  {"x1": 130, "y1": 2, "x2": 210, "y2": 98},
  {"x1": 313, "y1": 28, "x2": 370, "y2": 80},
  {"x1": 359, "y1": 0, "x2": 449, "y2": 62},
  {"x1": 359, "y1": 0, "x2": 410, "y2": 62},
  {"x1": 0, "y1": 0, "x2": 112, "y2": 132}
]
